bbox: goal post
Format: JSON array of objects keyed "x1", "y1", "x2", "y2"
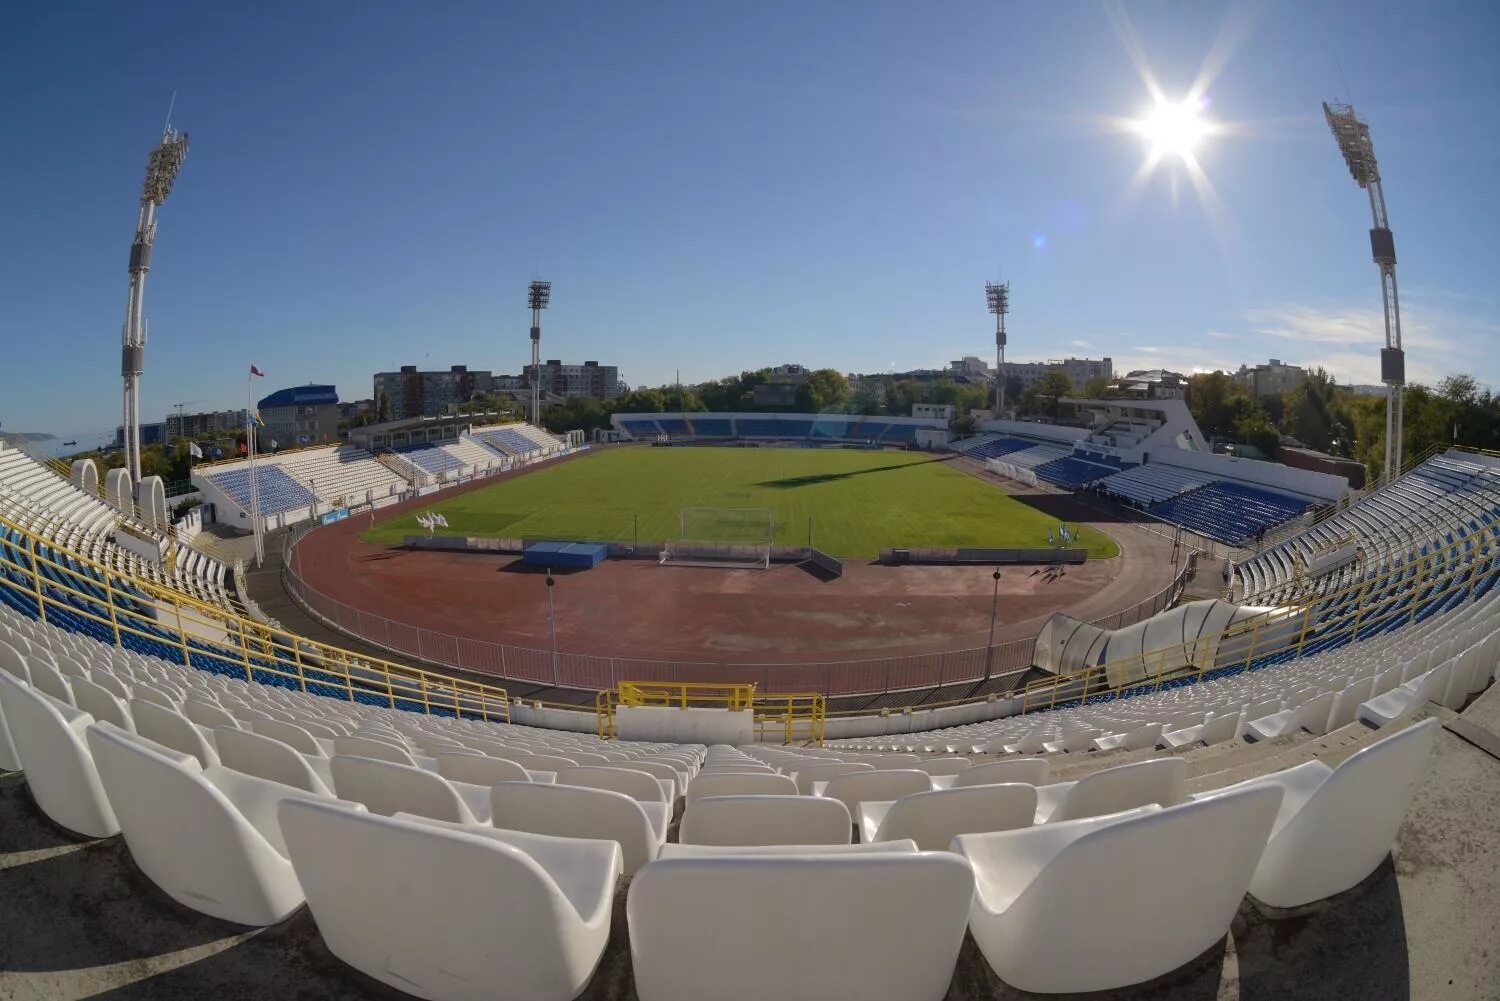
[{"x1": 660, "y1": 507, "x2": 776, "y2": 570}]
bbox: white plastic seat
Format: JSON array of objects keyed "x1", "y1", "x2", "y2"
[
  {"x1": 909, "y1": 756, "x2": 971, "y2": 777},
  {"x1": 955, "y1": 787, "x2": 1282, "y2": 993},
  {"x1": 997, "y1": 730, "x2": 1050, "y2": 754},
  {"x1": 557, "y1": 764, "x2": 667, "y2": 802},
  {"x1": 87, "y1": 670, "x2": 133, "y2": 701},
  {"x1": 490, "y1": 780, "x2": 662, "y2": 874},
  {"x1": 70, "y1": 676, "x2": 135, "y2": 732},
  {"x1": 215, "y1": 726, "x2": 333, "y2": 795},
  {"x1": 280, "y1": 800, "x2": 620, "y2": 1001},
  {"x1": 129, "y1": 699, "x2": 219, "y2": 769},
  {"x1": 1033, "y1": 757, "x2": 1187, "y2": 824},
  {"x1": 787, "y1": 760, "x2": 873, "y2": 795},
  {"x1": 819, "y1": 769, "x2": 931, "y2": 816},
  {"x1": 333, "y1": 734, "x2": 422, "y2": 767},
  {"x1": 435, "y1": 751, "x2": 533, "y2": 786},
  {"x1": 1042, "y1": 728, "x2": 1101, "y2": 754},
  {"x1": 506, "y1": 752, "x2": 581, "y2": 772},
  {"x1": 130, "y1": 681, "x2": 180, "y2": 709},
  {"x1": 1246, "y1": 690, "x2": 1337, "y2": 740},
  {"x1": 686, "y1": 771, "x2": 797, "y2": 804},
  {"x1": 608, "y1": 759, "x2": 683, "y2": 799},
  {"x1": 1091, "y1": 722, "x2": 1164, "y2": 752},
  {"x1": 859, "y1": 783, "x2": 1037, "y2": 850},
  {"x1": 1191, "y1": 718, "x2": 1440, "y2": 908},
  {"x1": 28, "y1": 660, "x2": 74, "y2": 704},
  {"x1": 0, "y1": 671, "x2": 119, "y2": 837},
  {"x1": 558, "y1": 766, "x2": 671, "y2": 839},
  {"x1": 330, "y1": 755, "x2": 488, "y2": 824},
  {"x1": 952, "y1": 757, "x2": 1049, "y2": 788},
  {"x1": 1358, "y1": 663, "x2": 1452, "y2": 727},
  {"x1": 251, "y1": 718, "x2": 327, "y2": 756},
  {"x1": 628, "y1": 850, "x2": 974, "y2": 1001},
  {"x1": 182, "y1": 698, "x2": 240, "y2": 731},
  {"x1": 679, "y1": 794, "x2": 852, "y2": 846},
  {"x1": 86, "y1": 722, "x2": 326, "y2": 926},
  {"x1": 1325, "y1": 675, "x2": 1376, "y2": 731}
]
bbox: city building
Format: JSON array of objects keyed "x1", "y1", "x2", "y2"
[
  {"x1": 1004, "y1": 357, "x2": 1114, "y2": 391},
  {"x1": 524, "y1": 360, "x2": 622, "y2": 402},
  {"x1": 912, "y1": 403, "x2": 956, "y2": 422},
  {"x1": 752, "y1": 363, "x2": 807, "y2": 407},
  {"x1": 256, "y1": 385, "x2": 340, "y2": 447},
  {"x1": 1234, "y1": 359, "x2": 1307, "y2": 399},
  {"x1": 165, "y1": 409, "x2": 246, "y2": 441},
  {"x1": 1113, "y1": 368, "x2": 1189, "y2": 400},
  {"x1": 114, "y1": 423, "x2": 166, "y2": 449},
  {"x1": 337, "y1": 399, "x2": 374, "y2": 422},
  {"x1": 949, "y1": 356, "x2": 993, "y2": 381},
  {"x1": 373, "y1": 365, "x2": 495, "y2": 419}
]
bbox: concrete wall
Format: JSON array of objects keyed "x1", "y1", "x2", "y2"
[
  {"x1": 1154, "y1": 447, "x2": 1349, "y2": 502},
  {"x1": 615, "y1": 705, "x2": 755, "y2": 744},
  {"x1": 976, "y1": 419, "x2": 1090, "y2": 443}
]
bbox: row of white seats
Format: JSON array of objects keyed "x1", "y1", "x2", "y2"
[
  {"x1": 0, "y1": 662, "x2": 1440, "y2": 998},
  {"x1": 0, "y1": 591, "x2": 1447, "y2": 998},
  {"x1": 830, "y1": 588, "x2": 1498, "y2": 756}
]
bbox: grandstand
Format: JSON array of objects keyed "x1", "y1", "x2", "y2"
[
  {"x1": 0, "y1": 434, "x2": 1496, "y2": 997},
  {"x1": 193, "y1": 422, "x2": 572, "y2": 534},
  {"x1": 1236, "y1": 450, "x2": 1500, "y2": 605},
  {"x1": 610, "y1": 411, "x2": 949, "y2": 444}
]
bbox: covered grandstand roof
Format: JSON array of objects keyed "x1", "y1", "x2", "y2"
[{"x1": 257, "y1": 384, "x2": 338, "y2": 409}]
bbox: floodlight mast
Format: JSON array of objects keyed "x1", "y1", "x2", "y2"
[
  {"x1": 527, "y1": 280, "x2": 551, "y2": 427},
  {"x1": 986, "y1": 281, "x2": 1010, "y2": 416},
  {"x1": 1324, "y1": 101, "x2": 1404, "y2": 478},
  {"x1": 120, "y1": 125, "x2": 189, "y2": 487}
]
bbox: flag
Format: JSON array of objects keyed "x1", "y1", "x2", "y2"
[
  {"x1": 1047, "y1": 529, "x2": 1055, "y2": 546},
  {"x1": 212, "y1": 446, "x2": 223, "y2": 459},
  {"x1": 188, "y1": 441, "x2": 203, "y2": 460},
  {"x1": 250, "y1": 365, "x2": 265, "y2": 377},
  {"x1": 238, "y1": 442, "x2": 248, "y2": 454},
  {"x1": 298, "y1": 435, "x2": 308, "y2": 445},
  {"x1": 434, "y1": 513, "x2": 449, "y2": 528},
  {"x1": 270, "y1": 439, "x2": 279, "y2": 450},
  {"x1": 252, "y1": 410, "x2": 265, "y2": 428}
]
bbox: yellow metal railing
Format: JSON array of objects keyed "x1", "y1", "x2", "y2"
[
  {"x1": 0, "y1": 508, "x2": 510, "y2": 723},
  {"x1": 1019, "y1": 517, "x2": 1497, "y2": 713},
  {"x1": 595, "y1": 681, "x2": 825, "y2": 745}
]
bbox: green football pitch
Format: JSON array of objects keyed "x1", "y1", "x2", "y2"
[{"x1": 363, "y1": 447, "x2": 1117, "y2": 559}]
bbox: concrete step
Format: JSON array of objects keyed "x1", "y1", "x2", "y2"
[{"x1": 1184, "y1": 705, "x2": 1453, "y2": 796}]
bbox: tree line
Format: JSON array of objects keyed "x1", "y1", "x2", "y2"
[{"x1": 1186, "y1": 369, "x2": 1500, "y2": 479}]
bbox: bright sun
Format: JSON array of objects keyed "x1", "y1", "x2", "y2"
[{"x1": 1133, "y1": 98, "x2": 1214, "y2": 160}]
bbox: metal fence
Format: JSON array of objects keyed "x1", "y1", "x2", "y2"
[{"x1": 282, "y1": 528, "x2": 1199, "y2": 698}]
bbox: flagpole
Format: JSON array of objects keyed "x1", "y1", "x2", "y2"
[{"x1": 248, "y1": 367, "x2": 263, "y2": 567}]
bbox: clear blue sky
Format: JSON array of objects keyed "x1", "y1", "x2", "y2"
[{"x1": 4, "y1": 0, "x2": 1497, "y2": 444}]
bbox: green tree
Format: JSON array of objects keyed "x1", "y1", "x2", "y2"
[
  {"x1": 376, "y1": 391, "x2": 391, "y2": 422},
  {"x1": 1083, "y1": 375, "x2": 1112, "y2": 399},
  {"x1": 1235, "y1": 413, "x2": 1280, "y2": 458},
  {"x1": 1035, "y1": 371, "x2": 1073, "y2": 419},
  {"x1": 1280, "y1": 367, "x2": 1349, "y2": 453},
  {"x1": 1187, "y1": 372, "x2": 1255, "y2": 440},
  {"x1": 797, "y1": 369, "x2": 852, "y2": 412}
]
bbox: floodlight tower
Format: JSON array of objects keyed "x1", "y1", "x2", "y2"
[
  {"x1": 120, "y1": 124, "x2": 189, "y2": 487},
  {"x1": 986, "y1": 281, "x2": 1010, "y2": 416},
  {"x1": 527, "y1": 280, "x2": 551, "y2": 426},
  {"x1": 1323, "y1": 101, "x2": 1404, "y2": 477}
]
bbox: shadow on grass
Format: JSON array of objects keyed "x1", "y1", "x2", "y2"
[{"x1": 753, "y1": 456, "x2": 950, "y2": 490}]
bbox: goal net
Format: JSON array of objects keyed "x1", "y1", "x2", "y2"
[{"x1": 660, "y1": 507, "x2": 776, "y2": 570}]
